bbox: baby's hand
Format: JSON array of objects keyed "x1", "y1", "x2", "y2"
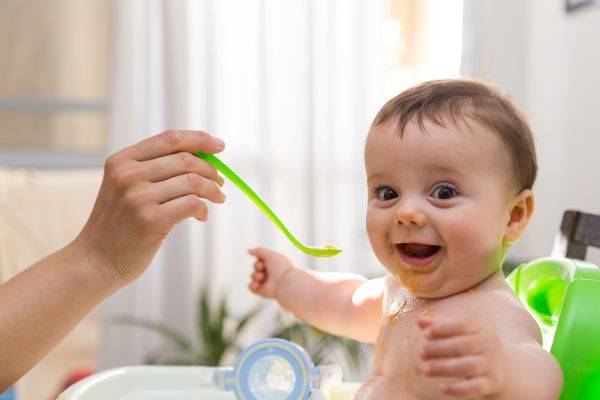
[
  {"x1": 248, "y1": 247, "x2": 294, "y2": 299},
  {"x1": 417, "y1": 315, "x2": 507, "y2": 398}
]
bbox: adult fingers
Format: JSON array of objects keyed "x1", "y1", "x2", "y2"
[
  {"x1": 150, "y1": 173, "x2": 226, "y2": 204},
  {"x1": 158, "y1": 194, "x2": 209, "y2": 226},
  {"x1": 114, "y1": 130, "x2": 225, "y2": 162},
  {"x1": 139, "y1": 151, "x2": 224, "y2": 185}
]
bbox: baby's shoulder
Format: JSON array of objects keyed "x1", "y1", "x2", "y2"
[{"x1": 460, "y1": 286, "x2": 542, "y2": 343}]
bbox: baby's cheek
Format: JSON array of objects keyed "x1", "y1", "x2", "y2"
[
  {"x1": 445, "y1": 218, "x2": 501, "y2": 269},
  {"x1": 446, "y1": 218, "x2": 483, "y2": 248},
  {"x1": 366, "y1": 210, "x2": 389, "y2": 257},
  {"x1": 365, "y1": 211, "x2": 377, "y2": 237}
]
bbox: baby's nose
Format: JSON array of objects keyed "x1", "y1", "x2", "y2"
[{"x1": 394, "y1": 204, "x2": 427, "y2": 227}]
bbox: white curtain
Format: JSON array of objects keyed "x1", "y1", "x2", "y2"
[
  {"x1": 102, "y1": 0, "x2": 464, "y2": 368},
  {"x1": 101, "y1": 0, "x2": 199, "y2": 367},
  {"x1": 101, "y1": 0, "x2": 388, "y2": 368}
]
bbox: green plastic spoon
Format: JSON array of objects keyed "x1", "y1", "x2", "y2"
[{"x1": 196, "y1": 152, "x2": 342, "y2": 257}]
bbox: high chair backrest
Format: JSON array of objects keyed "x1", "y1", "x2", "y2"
[
  {"x1": 552, "y1": 210, "x2": 600, "y2": 259},
  {"x1": 508, "y1": 210, "x2": 600, "y2": 400}
]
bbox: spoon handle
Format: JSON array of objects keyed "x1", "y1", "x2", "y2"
[{"x1": 195, "y1": 152, "x2": 303, "y2": 249}]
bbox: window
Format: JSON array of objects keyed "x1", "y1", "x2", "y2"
[{"x1": 0, "y1": 0, "x2": 112, "y2": 167}]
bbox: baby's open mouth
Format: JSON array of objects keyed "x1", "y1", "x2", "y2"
[{"x1": 395, "y1": 243, "x2": 442, "y2": 268}]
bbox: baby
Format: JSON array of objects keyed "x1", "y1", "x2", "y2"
[{"x1": 248, "y1": 79, "x2": 563, "y2": 399}]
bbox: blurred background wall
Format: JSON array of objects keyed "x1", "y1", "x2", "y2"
[{"x1": 462, "y1": 0, "x2": 600, "y2": 265}]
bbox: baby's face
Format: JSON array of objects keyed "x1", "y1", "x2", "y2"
[{"x1": 365, "y1": 118, "x2": 516, "y2": 298}]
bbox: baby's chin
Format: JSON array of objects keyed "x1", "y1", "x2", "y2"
[
  {"x1": 387, "y1": 261, "x2": 493, "y2": 299},
  {"x1": 406, "y1": 282, "x2": 480, "y2": 299}
]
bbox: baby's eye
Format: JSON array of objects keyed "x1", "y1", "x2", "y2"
[
  {"x1": 375, "y1": 186, "x2": 398, "y2": 201},
  {"x1": 430, "y1": 184, "x2": 459, "y2": 200}
]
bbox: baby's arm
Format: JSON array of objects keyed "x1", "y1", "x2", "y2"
[
  {"x1": 497, "y1": 340, "x2": 563, "y2": 400},
  {"x1": 248, "y1": 248, "x2": 383, "y2": 343},
  {"x1": 417, "y1": 312, "x2": 562, "y2": 399}
]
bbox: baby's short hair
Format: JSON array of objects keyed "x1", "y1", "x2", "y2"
[{"x1": 372, "y1": 79, "x2": 537, "y2": 191}]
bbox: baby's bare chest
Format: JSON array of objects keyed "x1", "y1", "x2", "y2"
[
  {"x1": 362, "y1": 295, "x2": 460, "y2": 399},
  {"x1": 373, "y1": 290, "x2": 490, "y2": 374},
  {"x1": 359, "y1": 286, "x2": 512, "y2": 400},
  {"x1": 372, "y1": 297, "x2": 428, "y2": 376}
]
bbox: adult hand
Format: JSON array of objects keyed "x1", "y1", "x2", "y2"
[{"x1": 75, "y1": 129, "x2": 227, "y2": 288}]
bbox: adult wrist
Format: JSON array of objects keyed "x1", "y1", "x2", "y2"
[{"x1": 69, "y1": 234, "x2": 124, "y2": 294}]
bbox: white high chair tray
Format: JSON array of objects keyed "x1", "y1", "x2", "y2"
[
  {"x1": 58, "y1": 366, "x2": 233, "y2": 400},
  {"x1": 58, "y1": 366, "x2": 360, "y2": 400}
]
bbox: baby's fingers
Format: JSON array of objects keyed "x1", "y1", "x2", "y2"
[
  {"x1": 418, "y1": 316, "x2": 480, "y2": 339},
  {"x1": 421, "y1": 335, "x2": 482, "y2": 359},
  {"x1": 248, "y1": 247, "x2": 272, "y2": 260},
  {"x1": 254, "y1": 261, "x2": 265, "y2": 272},
  {"x1": 421, "y1": 355, "x2": 486, "y2": 378},
  {"x1": 248, "y1": 281, "x2": 262, "y2": 293},
  {"x1": 252, "y1": 270, "x2": 266, "y2": 283},
  {"x1": 440, "y1": 376, "x2": 493, "y2": 398}
]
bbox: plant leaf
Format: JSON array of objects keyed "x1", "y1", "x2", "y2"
[
  {"x1": 234, "y1": 305, "x2": 262, "y2": 335},
  {"x1": 110, "y1": 314, "x2": 192, "y2": 352},
  {"x1": 197, "y1": 284, "x2": 213, "y2": 348}
]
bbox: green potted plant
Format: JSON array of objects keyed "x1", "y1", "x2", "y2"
[
  {"x1": 112, "y1": 282, "x2": 368, "y2": 373},
  {"x1": 112, "y1": 282, "x2": 260, "y2": 366}
]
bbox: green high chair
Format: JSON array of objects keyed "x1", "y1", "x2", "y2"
[{"x1": 507, "y1": 210, "x2": 600, "y2": 399}]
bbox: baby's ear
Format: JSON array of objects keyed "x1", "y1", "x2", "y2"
[{"x1": 504, "y1": 189, "x2": 534, "y2": 244}]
